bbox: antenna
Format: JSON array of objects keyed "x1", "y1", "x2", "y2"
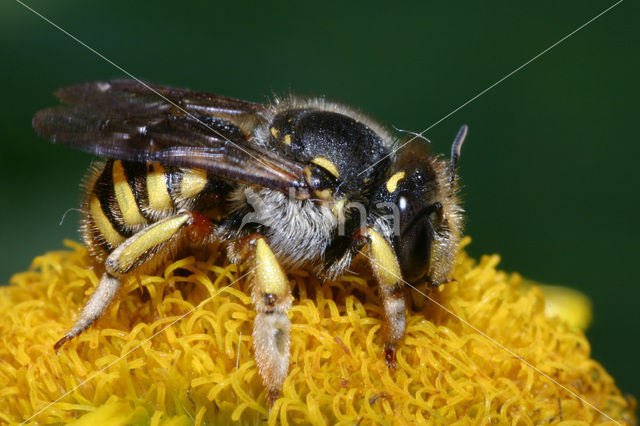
[{"x1": 449, "y1": 125, "x2": 468, "y2": 183}]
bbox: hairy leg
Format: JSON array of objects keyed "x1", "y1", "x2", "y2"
[
  {"x1": 362, "y1": 227, "x2": 406, "y2": 368},
  {"x1": 236, "y1": 234, "x2": 292, "y2": 406},
  {"x1": 54, "y1": 212, "x2": 208, "y2": 350}
]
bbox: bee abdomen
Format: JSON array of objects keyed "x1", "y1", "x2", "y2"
[{"x1": 82, "y1": 160, "x2": 218, "y2": 259}]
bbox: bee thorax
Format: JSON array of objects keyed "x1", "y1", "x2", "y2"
[{"x1": 229, "y1": 186, "x2": 337, "y2": 270}]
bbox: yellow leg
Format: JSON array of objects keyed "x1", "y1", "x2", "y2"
[
  {"x1": 55, "y1": 212, "x2": 196, "y2": 351},
  {"x1": 362, "y1": 227, "x2": 406, "y2": 368},
  {"x1": 245, "y1": 235, "x2": 292, "y2": 406}
]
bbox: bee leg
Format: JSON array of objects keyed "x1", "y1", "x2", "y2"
[
  {"x1": 362, "y1": 227, "x2": 405, "y2": 368},
  {"x1": 54, "y1": 272, "x2": 120, "y2": 351},
  {"x1": 54, "y1": 212, "x2": 202, "y2": 351},
  {"x1": 240, "y1": 235, "x2": 291, "y2": 406}
]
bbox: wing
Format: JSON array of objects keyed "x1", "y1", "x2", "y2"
[{"x1": 32, "y1": 80, "x2": 311, "y2": 198}]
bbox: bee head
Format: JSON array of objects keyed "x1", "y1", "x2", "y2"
[{"x1": 374, "y1": 126, "x2": 466, "y2": 285}]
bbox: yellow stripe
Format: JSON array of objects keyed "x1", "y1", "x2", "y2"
[
  {"x1": 255, "y1": 238, "x2": 288, "y2": 296},
  {"x1": 283, "y1": 134, "x2": 292, "y2": 145},
  {"x1": 112, "y1": 160, "x2": 147, "y2": 226},
  {"x1": 116, "y1": 214, "x2": 190, "y2": 272},
  {"x1": 366, "y1": 228, "x2": 401, "y2": 288},
  {"x1": 311, "y1": 157, "x2": 340, "y2": 178},
  {"x1": 332, "y1": 199, "x2": 346, "y2": 216},
  {"x1": 180, "y1": 169, "x2": 208, "y2": 199},
  {"x1": 146, "y1": 163, "x2": 173, "y2": 211},
  {"x1": 386, "y1": 171, "x2": 406, "y2": 193},
  {"x1": 89, "y1": 194, "x2": 125, "y2": 247}
]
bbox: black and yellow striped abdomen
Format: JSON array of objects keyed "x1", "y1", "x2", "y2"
[{"x1": 82, "y1": 159, "x2": 232, "y2": 260}]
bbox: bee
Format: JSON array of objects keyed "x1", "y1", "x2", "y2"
[{"x1": 33, "y1": 80, "x2": 466, "y2": 405}]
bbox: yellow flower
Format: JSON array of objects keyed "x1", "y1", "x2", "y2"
[{"x1": 0, "y1": 238, "x2": 636, "y2": 424}]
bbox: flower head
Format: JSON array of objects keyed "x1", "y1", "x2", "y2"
[{"x1": 0, "y1": 239, "x2": 635, "y2": 424}]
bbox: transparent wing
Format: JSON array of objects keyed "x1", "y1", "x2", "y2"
[{"x1": 33, "y1": 80, "x2": 310, "y2": 197}]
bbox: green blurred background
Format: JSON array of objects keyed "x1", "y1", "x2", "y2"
[{"x1": 2, "y1": 0, "x2": 638, "y2": 408}]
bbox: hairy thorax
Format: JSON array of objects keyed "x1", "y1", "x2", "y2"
[{"x1": 227, "y1": 186, "x2": 338, "y2": 271}]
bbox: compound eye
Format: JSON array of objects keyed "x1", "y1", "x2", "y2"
[
  {"x1": 397, "y1": 192, "x2": 419, "y2": 221},
  {"x1": 394, "y1": 193, "x2": 440, "y2": 283}
]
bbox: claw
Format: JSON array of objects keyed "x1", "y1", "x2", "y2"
[
  {"x1": 53, "y1": 334, "x2": 72, "y2": 352},
  {"x1": 267, "y1": 388, "x2": 280, "y2": 407},
  {"x1": 384, "y1": 345, "x2": 396, "y2": 368}
]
